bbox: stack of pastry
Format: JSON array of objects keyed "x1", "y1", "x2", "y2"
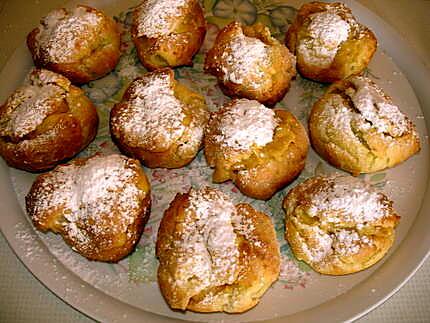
[{"x1": 0, "y1": 0, "x2": 421, "y2": 316}]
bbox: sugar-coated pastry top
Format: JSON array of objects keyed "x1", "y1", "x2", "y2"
[
  {"x1": 134, "y1": 0, "x2": 190, "y2": 38},
  {"x1": 170, "y1": 187, "x2": 240, "y2": 290},
  {"x1": 296, "y1": 174, "x2": 394, "y2": 226},
  {"x1": 32, "y1": 6, "x2": 105, "y2": 64},
  {"x1": 213, "y1": 99, "x2": 278, "y2": 152},
  {"x1": 284, "y1": 174, "x2": 400, "y2": 275},
  {"x1": 297, "y1": 3, "x2": 367, "y2": 69},
  {"x1": 111, "y1": 70, "x2": 186, "y2": 151},
  {"x1": 156, "y1": 186, "x2": 280, "y2": 312},
  {"x1": 342, "y1": 76, "x2": 409, "y2": 136},
  {"x1": 0, "y1": 69, "x2": 70, "y2": 141},
  {"x1": 318, "y1": 76, "x2": 413, "y2": 141},
  {"x1": 26, "y1": 154, "x2": 151, "y2": 261},
  {"x1": 218, "y1": 24, "x2": 270, "y2": 89}
]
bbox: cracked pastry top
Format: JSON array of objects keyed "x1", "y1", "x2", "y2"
[
  {"x1": 110, "y1": 68, "x2": 209, "y2": 169},
  {"x1": 285, "y1": 2, "x2": 377, "y2": 83},
  {"x1": 205, "y1": 22, "x2": 296, "y2": 106},
  {"x1": 27, "y1": 5, "x2": 121, "y2": 84},
  {"x1": 283, "y1": 174, "x2": 400, "y2": 275},
  {"x1": 156, "y1": 186, "x2": 280, "y2": 312},
  {"x1": 131, "y1": 0, "x2": 206, "y2": 70},
  {"x1": 204, "y1": 98, "x2": 309, "y2": 200},
  {"x1": 309, "y1": 75, "x2": 420, "y2": 175},
  {"x1": 26, "y1": 154, "x2": 151, "y2": 262},
  {"x1": 0, "y1": 68, "x2": 98, "y2": 172}
]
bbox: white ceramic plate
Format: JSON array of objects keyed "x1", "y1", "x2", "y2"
[{"x1": 1, "y1": 0, "x2": 430, "y2": 322}]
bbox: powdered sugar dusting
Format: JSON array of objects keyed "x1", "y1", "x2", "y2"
[
  {"x1": 298, "y1": 10, "x2": 350, "y2": 68},
  {"x1": 301, "y1": 226, "x2": 333, "y2": 262},
  {"x1": 175, "y1": 187, "x2": 239, "y2": 289},
  {"x1": 112, "y1": 70, "x2": 185, "y2": 151},
  {"x1": 28, "y1": 154, "x2": 147, "y2": 251},
  {"x1": 332, "y1": 229, "x2": 371, "y2": 256},
  {"x1": 232, "y1": 206, "x2": 264, "y2": 248},
  {"x1": 0, "y1": 69, "x2": 70, "y2": 140},
  {"x1": 319, "y1": 76, "x2": 412, "y2": 143},
  {"x1": 321, "y1": 95, "x2": 354, "y2": 133},
  {"x1": 215, "y1": 99, "x2": 278, "y2": 151},
  {"x1": 347, "y1": 76, "x2": 409, "y2": 136},
  {"x1": 286, "y1": 175, "x2": 395, "y2": 266},
  {"x1": 35, "y1": 6, "x2": 102, "y2": 63},
  {"x1": 134, "y1": 0, "x2": 188, "y2": 38},
  {"x1": 220, "y1": 26, "x2": 269, "y2": 88},
  {"x1": 232, "y1": 210, "x2": 255, "y2": 241},
  {"x1": 308, "y1": 175, "x2": 390, "y2": 224}
]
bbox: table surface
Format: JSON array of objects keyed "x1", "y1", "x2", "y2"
[{"x1": 0, "y1": 0, "x2": 429, "y2": 322}]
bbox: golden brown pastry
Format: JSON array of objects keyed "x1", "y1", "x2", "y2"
[
  {"x1": 0, "y1": 68, "x2": 98, "y2": 172},
  {"x1": 285, "y1": 2, "x2": 377, "y2": 83},
  {"x1": 27, "y1": 5, "x2": 120, "y2": 84},
  {"x1": 26, "y1": 154, "x2": 151, "y2": 262},
  {"x1": 131, "y1": 0, "x2": 206, "y2": 70},
  {"x1": 309, "y1": 75, "x2": 420, "y2": 175},
  {"x1": 283, "y1": 174, "x2": 400, "y2": 275},
  {"x1": 156, "y1": 186, "x2": 280, "y2": 312},
  {"x1": 204, "y1": 99, "x2": 309, "y2": 200},
  {"x1": 204, "y1": 22, "x2": 296, "y2": 106},
  {"x1": 110, "y1": 68, "x2": 209, "y2": 168}
]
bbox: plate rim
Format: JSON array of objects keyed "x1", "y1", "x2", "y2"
[{"x1": 1, "y1": 0, "x2": 430, "y2": 322}]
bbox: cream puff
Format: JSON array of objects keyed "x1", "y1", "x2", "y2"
[
  {"x1": 283, "y1": 174, "x2": 400, "y2": 275},
  {"x1": 204, "y1": 98, "x2": 309, "y2": 200},
  {"x1": 26, "y1": 154, "x2": 151, "y2": 262},
  {"x1": 285, "y1": 2, "x2": 377, "y2": 83},
  {"x1": 27, "y1": 5, "x2": 121, "y2": 84},
  {"x1": 156, "y1": 186, "x2": 280, "y2": 312},
  {"x1": 0, "y1": 68, "x2": 98, "y2": 172}
]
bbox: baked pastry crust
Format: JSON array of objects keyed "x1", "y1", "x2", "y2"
[
  {"x1": 27, "y1": 5, "x2": 120, "y2": 84},
  {"x1": 156, "y1": 187, "x2": 280, "y2": 312},
  {"x1": 285, "y1": 2, "x2": 377, "y2": 83},
  {"x1": 0, "y1": 69, "x2": 98, "y2": 172},
  {"x1": 131, "y1": 0, "x2": 206, "y2": 70},
  {"x1": 110, "y1": 68, "x2": 209, "y2": 168},
  {"x1": 283, "y1": 174, "x2": 400, "y2": 275},
  {"x1": 204, "y1": 99, "x2": 309, "y2": 200},
  {"x1": 309, "y1": 75, "x2": 420, "y2": 175},
  {"x1": 205, "y1": 22, "x2": 296, "y2": 106},
  {"x1": 26, "y1": 154, "x2": 151, "y2": 262}
]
